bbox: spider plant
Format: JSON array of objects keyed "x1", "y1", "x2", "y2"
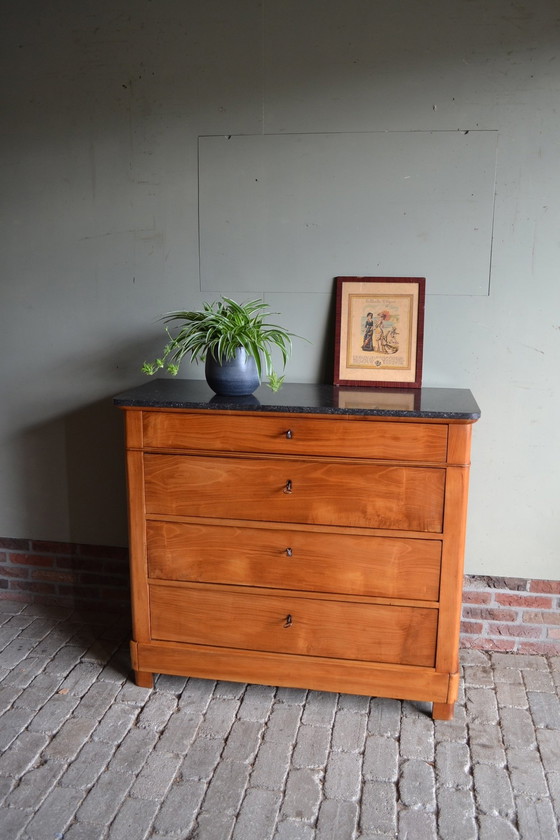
[{"x1": 142, "y1": 297, "x2": 299, "y2": 390}]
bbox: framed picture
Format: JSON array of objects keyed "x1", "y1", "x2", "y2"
[{"x1": 333, "y1": 277, "x2": 425, "y2": 388}]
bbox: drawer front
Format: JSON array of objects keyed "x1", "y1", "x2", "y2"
[
  {"x1": 144, "y1": 454, "x2": 445, "y2": 532},
  {"x1": 150, "y1": 584, "x2": 438, "y2": 667},
  {"x1": 142, "y1": 411, "x2": 448, "y2": 462},
  {"x1": 147, "y1": 521, "x2": 442, "y2": 601}
]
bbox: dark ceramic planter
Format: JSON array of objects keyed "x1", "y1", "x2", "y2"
[{"x1": 204, "y1": 348, "x2": 260, "y2": 396}]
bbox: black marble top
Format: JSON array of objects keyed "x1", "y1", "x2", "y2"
[{"x1": 113, "y1": 379, "x2": 480, "y2": 420}]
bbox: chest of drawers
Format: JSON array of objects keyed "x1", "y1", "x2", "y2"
[{"x1": 115, "y1": 381, "x2": 479, "y2": 720}]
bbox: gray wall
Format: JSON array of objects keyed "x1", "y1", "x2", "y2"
[{"x1": 1, "y1": 0, "x2": 559, "y2": 579}]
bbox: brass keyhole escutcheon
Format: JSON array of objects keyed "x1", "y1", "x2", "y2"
[{"x1": 283, "y1": 614, "x2": 293, "y2": 628}]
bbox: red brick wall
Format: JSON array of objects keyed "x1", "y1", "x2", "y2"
[{"x1": 1, "y1": 538, "x2": 559, "y2": 654}]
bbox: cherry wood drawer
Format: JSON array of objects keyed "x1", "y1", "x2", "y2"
[
  {"x1": 142, "y1": 411, "x2": 448, "y2": 462},
  {"x1": 150, "y1": 584, "x2": 438, "y2": 667},
  {"x1": 147, "y1": 521, "x2": 442, "y2": 601},
  {"x1": 144, "y1": 454, "x2": 445, "y2": 532}
]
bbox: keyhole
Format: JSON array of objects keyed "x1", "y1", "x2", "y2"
[
  {"x1": 283, "y1": 614, "x2": 293, "y2": 628},
  {"x1": 286, "y1": 547, "x2": 293, "y2": 557},
  {"x1": 284, "y1": 480, "x2": 292, "y2": 494},
  {"x1": 286, "y1": 429, "x2": 293, "y2": 439}
]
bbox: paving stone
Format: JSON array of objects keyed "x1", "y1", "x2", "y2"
[
  {"x1": 0, "y1": 730, "x2": 49, "y2": 778},
  {"x1": 468, "y1": 721, "x2": 506, "y2": 766},
  {"x1": 491, "y1": 653, "x2": 548, "y2": 671},
  {"x1": 106, "y1": 796, "x2": 159, "y2": 840},
  {"x1": 500, "y1": 706, "x2": 537, "y2": 750},
  {"x1": 223, "y1": 718, "x2": 264, "y2": 763},
  {"x1": 44, "y1": 717, "x2": 98, "y2": 762},
  {"x1": 507, "y1": 747, "x2": 549, "y2": 797},
  {"x1": 478, "y1": 814, "x2": 519, "y2": 840},
  {"x1": 76, "y1": 769, "x2": 134, "y2": 825},
  {"x1": 398, "y1": 807, "x2": 437, "y2": 840},
  {"x1": 273, "y1": 819, "x2": 315, "y2": 840},
  {"x1": 249, "y1": 738, "x2": 292, "y2": 790},
  {"x1": 155, "y1": 708, "x2": 202, "y2": 755},
  {"x1": 291, "y1": 723, "x2": 331, "y2": 769},
  {"x1": 115, "y1": 681, "x2": 152, "y2": 706},
  {"x1": 214, "y1": 680, "x2": 246, "y2": 699},
  {"x1": 463, "y1": 664, "x2": 494, "y2": 687},
  {"x1": 0, "y1": 637, "x2": 39, "y2": 669},
  {"x1": 136, "y1": 692, "x2": 177, "y2": 732},
  {"x1": 473, "y1": 763, "x2": 515, "y2": 818},
  {"x1": 434, "y1": 716, "x2": 468, "y2": 743},
  {"x1": 0, "y1": 805, "x2": 31, "y2": 838},
  {"x1": 400, "y1": 711, "x2": 434, "y2": 761},
  {"x1": 43, "y1": 645, "x2": 85, "y2": 676},
  {"x1": 180, "y1": 737, "x2": 224, "y2": 781},
  {"x1": 59, "y1": 662, "x2": 103, "y2": 696},
  {"x1": 152, "y1": 778, "x2": 205, "y2": 835},
  {"x1": 460, "y1": 649, "x2": 491, "y2": 666},
  {"x1": 493, "y1": 666, "x2": 524, "y2": 685},
  {"x1": 281, "y1": 767, "x2": 322, "y2": 822},
  {"x1": 109, "y1": 727, "x2": 159, "y2": 775},
  {"x1": 437, "y1": 786, "x2": 476, "y2": 840},
  {"x1": 522, "y1": 668, "x2": 555, "y2": 692},
  {"x1": 537, "y1": 728, "x2": 560, "y2": 774},
  {"x1": 338, "y1": 692, "x2": 370, "y2": 713},
  {"x1": 198, "y1": 696, "x2": 239, "y2": 739},
  {"x1": 5, "y1": 758, "x2": 65, "y2": 809},
  {"x1": 93, "y1": 702, "x2": 139, "y2": 744},
  {"x1": 232, "y1": 788, "x2": 281, "y2": 840},
  {"x1": 23, "y1": 785, "x2": 84, "y2": 840},
  {"x1": 0, "y1": 683, "x2": 21, "y2": 713},
  {"x1": 237, "y1": 683, "x2": 276, "y2": 721},
  {"x1": 359, "y1": 780, "x2": 396, "y2": 835},
  {"x1": 194, "y1": 810, "x2": 236, "y2": 840},
  {"x1": 496, "y1": 681, "x2": 528, "y2": 708},
  {"x1": 200, "y1": 758, "x2": 251, "y2": 816},
  {"x1": 129, "y1": 750, "x2": 182, "y2": 800},
  {"x1": 74, "y1": 682, "x2": 121, "y2": 720},
  {"x1": 264, "y1": 703, "x2": 302, "y2": 745},
  {"x1": 330, "y1": 707, "x2": 367, "y2": 754},
  {"x1": 2, "y1": 655, "x2": 49, "y2": 688},
  {"x1": 179, "y1": 677, "x2": 216, "y2": 713},
  {"x1": 301, "y1": 691, "x2": 338, "y2": 727},
  {"x1": 59, "y1": 740, "x2": 115, "y2": 790},
  {"x1": 316, "y1": 799, "x2": 358, "y2": 839},
  {"x1": 399, "y1": 759, "x2": 436, "y2": 809},
  {"x1": 367, "y1": 697, "x2": 401, "y2": 737},
  {"x1": 154, "y1": 673, "x2": 189, "y2": 694},
  {"x1": 436, "y1": 740, "x2": 472, "y2": 789},
  {"x1": 362, "y1": 734, "x2": 398, "y2": 781},
  {"x1": 527, "y1": 689, "x2": 560, "y2": 729},
  {"x1": 324, "y1": 750, "x2": 362, "y2": 801},
  {"x1": 64, "y1": 822, "x2": 108, "y2": 840},
  {"x1": 547, "y1": 772, "x2": 560, "y2": 823},
  {"x1": 465, "y1": 686, "x2": 499, "y2": 724},
  {"x1": 14, "y1": 672, "x2": 65, "y2": 712},
  {"x1": 515, "y1": 794, "x2": 560, "y2": 840},
  {"x1": 275, "y1": 687, "x2": 308, "y2": 705}
]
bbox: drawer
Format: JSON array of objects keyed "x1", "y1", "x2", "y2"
[
  {"x1": 150, "y1": 584, "x2": 438, "y2": 668},
  {"x1": 144, "y1": 454, "x2": 445, "y2": 532},
  {"x1": 142, "y1": 411, "x2": 448, "y2": 462},
  {"x1": 147, "y1": 521, "x2": 442, "y2": 601}
]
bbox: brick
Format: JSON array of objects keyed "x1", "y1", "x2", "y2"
[
  {"x1": 153, "y1": 778, "x2": 205, "y2": 835},
  {"x1": 495, "y1": 593, "x2": 553, "y2": 609},
  {"x1": 462, "y1": 591, "x2": 492, "y2": 604},
  {"x1": 324, "y1": 750, "x2": 362, "y2": 801},
  {"x1": 359, "y1": 781, "x2": 396, "y2": 835},
  {"x1": 363, "y1": 735, "x2": 398, "y2": 781},
  {"x1": 461, "y1": 637, "x2": 516, "y2": 652},
  {"x1": 460, "y1": 620, "x2": 483, "y2": 634},
  {"x1": 529, "y1": 579, "x2": 560, "y2": 594},
  {"x1": 463, "y1": 607, "x2": 518, "y2": 621},
  {"x1": 488, "y1": 623, "x2": 543, "y2": 639},
  {"x1": 437, "y1": 787, "x2": 476, "y2": 840},
  {"x1": 106, "y1": 796, "x2": 159, "y2": 840},
  {"x1": 9, "y1": 552, "x2": 55, "y2": 568},
  {"x1": 523, "y1": 610, "x2": 560, "y2": 625},
  {"x1": 518, "y1": 640, "x2": 560, "y2": 655},
  {"x1": 232, "y1": 788, "x2": 281, "y2": 840},
  {"x1": 331, "y1": 708, "x2": 367, "y2": 753},
  {"x1": 399, "y1": 759, "x2": 435, "y2": 810}
]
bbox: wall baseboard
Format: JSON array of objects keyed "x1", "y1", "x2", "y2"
[{"x1": 1, "y1": 538, "x2": 559, "y2": 654}]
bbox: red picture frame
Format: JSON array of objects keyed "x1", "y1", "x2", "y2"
[{"x1": 333, "y1": 277, "x2": 425, "y2": 389}]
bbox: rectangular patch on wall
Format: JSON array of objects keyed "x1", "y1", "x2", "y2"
[{"x1": 198, "y1": 130, "x2": 498, "y2": 296}]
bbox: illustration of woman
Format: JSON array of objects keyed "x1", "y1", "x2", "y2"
[{"x1": 361, "y1": 312, "x2": 374, "y2": 351}]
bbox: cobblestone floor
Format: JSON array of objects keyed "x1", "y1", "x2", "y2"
[{"x1": 0, "y1": 599, "x2": 559, "y2": 840}]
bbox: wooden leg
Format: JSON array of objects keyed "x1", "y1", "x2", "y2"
[
  {"x1": 432, "y1": 701, "x2": 454, "y2": 720},
  {"x1": 134, "y1": 669, "x2": 154, "y2": 689}
]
